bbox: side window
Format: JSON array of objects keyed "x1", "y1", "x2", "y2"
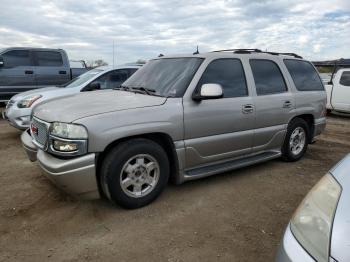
[
  {"x1": 2, "y1": 50, "x2": 32, "y2": 68},
  {"x1": 197, "y1": 59, "x2": 248, "y2": 98},
  {"x1": 91, "y1": 70, "x2": 129, "y2": 89},
  {"x1": 340, "y1": 72, "x2": 350, "y2": 87},
  {"x1": 35, "y1": 51, "x2": 63, "y2": 67},
  {"x1": 250, "y1": 59, "x2": 287, "y2": 95},
  {"x1": 284, "y1": 59, "x2": 324, "y2": 91},
  {"x1": 106, "y1": 70, "x2": 129, "y2": 89},
  {"x1": 128, "y1": 68, "x2": 138, "y2": 77}
]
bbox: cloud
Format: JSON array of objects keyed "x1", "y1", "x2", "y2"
[{"x1": 0, "y1": 0, "x2": 349, "y2": 64}]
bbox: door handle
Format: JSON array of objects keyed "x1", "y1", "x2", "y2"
[
  {"x1": 283, "y1": 101, "x2": 292, "y2": 108},
  {"x1": 242, "y1": 104, "x2": 254, "y2": 114},
  {"x1": 25, "y1": 70, "x2": 33, "y2": 74},
  {"x1": 59, "y1": 70, "x2": 67, "y2": 75}
]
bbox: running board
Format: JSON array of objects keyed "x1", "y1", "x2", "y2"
[{"x1": 184, "y1": 151, "x2": 281, "y2": 181}]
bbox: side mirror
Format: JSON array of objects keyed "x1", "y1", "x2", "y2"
[
  {"x1": 0, "y1": 57, "x2": 4, "y2": 68},
  {"x1": 86, "y1": 82, "x2": 101, "y2": 91},
  {"x1": 193, "y1": 83, "x2": 223, "y2": 101}
]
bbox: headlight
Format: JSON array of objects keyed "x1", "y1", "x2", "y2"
[
  {"x1": 49, "y1": 122, "x2": 88, "y2": 156},
  {"x1": 50, "y1": 122, "x2": 88, "y2": 139},
  {"x1": 17, "y1": 95, "x2": 42, "y2": 108},
  {"x1": 291, "y1": 174, "x2": 341, "y2": 262}
]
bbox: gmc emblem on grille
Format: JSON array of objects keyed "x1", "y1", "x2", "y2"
[{"x1": 31, "y1": 123, "x2": 38, "y2": 135}]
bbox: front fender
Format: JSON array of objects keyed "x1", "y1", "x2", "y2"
[{"x1": 75, "y1": 99, "x2": 184, "y2": 152}]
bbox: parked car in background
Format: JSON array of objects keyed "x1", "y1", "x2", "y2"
[
  {"x1": 3, "y1": 65, "x2": 141, "y2": 129},
  {"x1": 319, "y1": 72, "x2": 332, "y2": 85},
  {"x1": 325, "y1": 68, "x2": 350, "y2": 113},
  {"x1": 21, "y1": 49, "x2": 326, "y2": 209},
  {"x1": 0, "y1": 47, "x2": 89, "y2": 102},
  {"x1": 276, "y1": 153, "x2": 350, "y2": 262}
]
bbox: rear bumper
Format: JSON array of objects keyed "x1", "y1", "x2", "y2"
[
  {"x1": 21, "y1": 130, "x2": 100, "y2": 200},
  {"x1": 313, "y1": 117, "x2": 326, "y2": 138},
  {"x1": 276, "y1": 224, "x2": 315, "y2": 262}
]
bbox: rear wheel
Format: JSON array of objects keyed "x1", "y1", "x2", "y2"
[
  {"x1": 282, "y1": 118, "x2": 309, "y2": 162},
  {"x1": 101, "y1": 138, "x2": 169, "y2": 209}
]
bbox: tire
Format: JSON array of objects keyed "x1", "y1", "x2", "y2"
[
  {"x1": 281, "y1": 118, "x2": 309, "y2": 162},
  {"x1": 101, "y1": 138, "x2": 169, "y2": 209}
]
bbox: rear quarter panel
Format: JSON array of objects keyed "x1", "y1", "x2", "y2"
[{"x1": 293, "y1": 90, "x2": 327, "y2": 119}]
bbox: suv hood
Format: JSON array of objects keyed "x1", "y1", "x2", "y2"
[{"x1": 34, "y1": 90, "x2": 167, "y2": 123}]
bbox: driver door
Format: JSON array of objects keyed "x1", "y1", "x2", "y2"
[{"x1": 183, "y1": 58, "x2": 255, "y2": 169}]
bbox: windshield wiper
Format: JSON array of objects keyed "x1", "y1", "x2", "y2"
[
  {"x1": 132, "y1": 87, "x2": 157, "y2": 96},
  {"x1": 114, "y1": 85, "x2": 134, "y2": 92},
  {"x1": 119, "y1": 86, "x2": 161, "y2": 96},
  {"x1": 115, "y1": 85, "x2": 167, "y2": 97}
]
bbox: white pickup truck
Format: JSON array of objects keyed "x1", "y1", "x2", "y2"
[{"x1": 325, "y1": 68, "x2": 350, "y2": 113}]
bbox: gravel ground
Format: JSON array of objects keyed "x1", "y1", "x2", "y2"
[{"x1": 0, "y1": 110, "x2": 349, "y2": 262}]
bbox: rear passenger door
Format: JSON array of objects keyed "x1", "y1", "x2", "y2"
[
  {"x1": 183, "y1": 58, "x2": 255, "y2": 169},
  {"x1": 33, "y1": 51, "x2": 70, "y2": 87},
  {"x1": 249, "y1": 59, "x2": 295, "y2": 152},
  {"x1": 0, "y1": 49, "x2": 36, "y2": 100}
]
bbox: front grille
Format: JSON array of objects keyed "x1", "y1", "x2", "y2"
[{"x1": 31, "y1": 117, "x2": 49, "y2": 147}]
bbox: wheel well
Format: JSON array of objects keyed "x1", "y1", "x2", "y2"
[
  {"x1": 292, "y1": 114, "x2": 315, "y2": 143},
  {"x1": 96, "y1": 133, "x2": 179, "y2": 193}
]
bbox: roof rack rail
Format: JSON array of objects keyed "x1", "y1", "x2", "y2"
[
  {"x1": 263, "y1": 51, "x2": 302, "y2": 59},
  {"x1": 211, "y1": 49, "x2": 303, "y2": 59},
  {"x1": 212, "y1": 49, "x2": 262, "y2": 53}
]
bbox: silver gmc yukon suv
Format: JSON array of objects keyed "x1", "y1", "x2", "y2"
[{"x1": 21, "y1": 49, "x2": 327, "y2": 209}]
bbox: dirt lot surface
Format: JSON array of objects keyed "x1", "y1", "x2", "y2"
[{"x1": 0, "y1": 111, "x2": 349, "y2": 262}]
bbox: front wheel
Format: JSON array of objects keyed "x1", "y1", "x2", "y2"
[
  {"x1": 101, "y1": 138, "x2": 169, "y2": 209},
  {"x1": 282, "y1": 118, "x2": 309, "y2": 162}
]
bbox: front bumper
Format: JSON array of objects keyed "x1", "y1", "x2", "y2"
[
  {"x1": 276, "y1": 224, "x2": 315, "y2": 262},
  {"x1": 3, "y1": 105, "x2": 31, "y2": 130},
  {"x1": 21, "y1": 130, "x2": 100, "y2": 200},
  {"x1": 21, "y1": 130, "x2": 38, "y2": 162}
]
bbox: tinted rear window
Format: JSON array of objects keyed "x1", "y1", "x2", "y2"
[
  {"x1": 2, "y1": 50, "x2": 32, "y2": 68},
  {"x1": 340, "y1": 71, "x2": 350, "y2": 86},
  {"x1": 284, "y1": 60, "x2": 324, "y2": 91},
  {"x1": 250, "y1": 59, "x2": 287, "y2": 95},
  {"x1": 35, "y1": 51, "x2": 63, "y2": 67}
]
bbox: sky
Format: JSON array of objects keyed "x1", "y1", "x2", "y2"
[{"x1": 0, "y1": 0, "x2": 349, "y2": 65}]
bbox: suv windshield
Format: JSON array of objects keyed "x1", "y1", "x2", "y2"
[
  {"x1": 122, "y1": 58, "x2": 203, "y2": 97},
  {"x1": 61, "y1": 69, "x2": 103, "y2": 88}
]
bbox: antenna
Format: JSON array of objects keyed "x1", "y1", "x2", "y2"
[
  {"x1": 112, "y1": 40, "x2": 115, "y2": 68},
  {"x1": 193, "y1": 45, "x2": 199, "y2": 55}
]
